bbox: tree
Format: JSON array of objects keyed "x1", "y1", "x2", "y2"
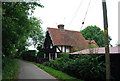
[
  {"x1": 37, "y1": 44, "x2": 44, "y2": 59},
  {"x1": 80, "y1": 25, "x2": 112, "y2": 47},
  {"x1": 116, "y1": 44, "x2": 120, "y2": 46},
  {"x1": 2, "y1": 2, "x2": 44, "y2": 58}
]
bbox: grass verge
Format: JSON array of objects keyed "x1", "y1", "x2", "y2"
[
  {"x1": 2, "y1": 57, "x2": 20, "y2": 80},
  {"x1": 35, "y1": 63, "x2": 83, "y2": 81},
  {"x1": 22, "y1": 60, "x2": 83, "y2": 81}
]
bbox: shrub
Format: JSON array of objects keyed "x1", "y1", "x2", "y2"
[
  {"x1": 44, "y1": 54, "x2": 105, "y2": 81},
  {"x1": 21, "y1": 50, "x2": 37, "y2": 62},
  {"x1": 44, "y1": 53, "x2": 72, "y2": 71},
  {"x1": 37, "y1": 51, "x2": 44, "y2": 59},
  {"x1": 2, "y1": 57, "x2": 19, "y2": 80},
  {"x1": 64, "y1": 54, "x2": 105, "y2": 80},
  {"x1": 35, "y1": 63, "x2": 81, "y2": 81}
]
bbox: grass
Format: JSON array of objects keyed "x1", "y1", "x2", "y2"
[
  {"x1": 2, "y1": 57, "x2": 20, "y2": 81},
  {"x1": 21, "y1": 60, "x2": 83, "y2": 81},
  {"x1": 35, "y1": 63, "x2": 83, "y2": 81}
]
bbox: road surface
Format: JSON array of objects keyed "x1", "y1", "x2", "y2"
[{"x1": 18, "y1": 60, "x2": 57, "y2": 80}]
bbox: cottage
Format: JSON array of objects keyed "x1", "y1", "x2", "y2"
[
  {"x1": 86, "y1": 40, "x2": 99, "y2": 48},
  {"x1": 44, "y1": 24, "x2": 95, "y2": 60}
]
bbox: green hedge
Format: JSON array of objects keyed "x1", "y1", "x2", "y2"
[
  {"x1": 44, "y1": 53, "x2": 105, "y2": 81},
  {"x1": 44, "y1": 53, "x2": 72, "y2": 71},
  {"x1": 36, "y1": 63, "x2": 82, "y2": 81},
  {"x1": 2, "y1": 57, "x2": 20, "y2": 80}
]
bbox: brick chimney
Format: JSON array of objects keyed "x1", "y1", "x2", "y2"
[{"x1": 58, "y1": 24, "x2": 64, "y2": 31}]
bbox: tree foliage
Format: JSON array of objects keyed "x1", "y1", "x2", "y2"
[
  {"x1": 80, "y1": 25, "x2": 112, "y2": 47},
  {"x1": 116, "y1": 44, "x2": 120, "y2": 46},
  {"x1": 2, "y1": 2, "x2": 44, "y2": 58},
  {"x1": 37, "y1": 44, "x2": 44, "y2": 58},
  {"x1": 44, "y1": 53, "x2": 105, "y2": 80}
]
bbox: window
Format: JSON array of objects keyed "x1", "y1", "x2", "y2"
[
  {"x1": 66, "y1": 46, "x2": 70, "y2": 52},
  {"x1": 50, "y1": 44, "x2": 53, "y2": 49}
]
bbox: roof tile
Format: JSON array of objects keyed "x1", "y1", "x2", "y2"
[{"x1": 47, "y1": 27, "x2": 89, "y2": 50}]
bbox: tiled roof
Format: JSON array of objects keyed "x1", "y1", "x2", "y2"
[
  {"x1": 47, "y1": 27, "x2": 89, "y2": 50},
  {"x1": 86, "y1": 40, "x2": 99, "y2": 47},
  {"x1": 86, "y1": 40, "x2": 96, "y2": 44},
  {"x1": 70, "y1": 46, "x2": 120, "y2": 54}
]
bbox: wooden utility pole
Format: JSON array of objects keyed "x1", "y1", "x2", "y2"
[{"x1": 102, "y1": 0, "x2": 111, "y2": 80}]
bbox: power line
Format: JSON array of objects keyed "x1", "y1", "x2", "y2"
[
  {"x1": 80, "y1": 0, "x2": 92, "y2": 31},
  {"x1": 68, "y1": 0, "x2": 84, "y2": 27}
]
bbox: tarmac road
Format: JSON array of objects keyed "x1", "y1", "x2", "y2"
[{"x1": 18, "y1": 60, "x2": 57, "y2": 80}]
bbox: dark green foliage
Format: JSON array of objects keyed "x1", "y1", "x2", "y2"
[
  {"x1": 35, "y1": 63, "x2": 81, "y2": 81},
  {"x1": 2, "y1": 57, "x2": 19, "y2": 80},
  {"x1": 64, "y1": 54, "x2": 105, "y2": 80},
  {"x1": 2, "y1": 2, "x2": 44, "y2": 58},
  {"x1": 37, "y1": 52, "x2": 44, "y2": 59},
  {"x1": 21, "y1": 50, "x2": 37, "y2": 62},
  {"x1": 44, "y1": 53, "x2": 72, "y2": 71},
  {"x1": 116, "y1": 44, "x2": 120, "y2": 46},
  {"x1": 37, "y1": 44, "x2": 44, "y2": 59},
  {"x1": 21, "y1": 50, "x2": 47, "y2": 64},
  {"x1": 44, "y1": 53, "x2": 105, "y2": 81},
  {"x1": 2, "y1": 2, "x2": 44, "y2": 80},
  {"x1": 21, "y1": 50, "x2": 36, "y2": 57},
  {"x1": 80, "y1": 25, "x2": 112, "y2": 47}
]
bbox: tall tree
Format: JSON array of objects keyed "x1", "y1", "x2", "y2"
[
  {"x1": 80, "y1": 25, "x2": 112, "y2": 47},
  {"x1": 2, "y1": 2, "x2": 44, "y2": 58}
]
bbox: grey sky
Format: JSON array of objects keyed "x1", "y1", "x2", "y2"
[
  {"x1": 1, "y1": 0, "x2": 119, "y2": 49},
  {"x1": 32, "y1": 0, "x2": 119, "y2": 47}
]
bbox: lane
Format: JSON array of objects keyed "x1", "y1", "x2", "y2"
[{"x1": 18, "y1": 60, "x2": 57, "y2": 79}]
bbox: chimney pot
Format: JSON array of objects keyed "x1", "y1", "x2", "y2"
[{"x1": 58, "y1": 24, "x2": 64, "y2": 31}]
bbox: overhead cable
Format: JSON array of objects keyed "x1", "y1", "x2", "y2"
[
  {"x1": 80, "y1": 0, "x2": 92, "y2": 31},
  {"x1": 68, "y1": 0, "x2": 84, "y2": 27}
]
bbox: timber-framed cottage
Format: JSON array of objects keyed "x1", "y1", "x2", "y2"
[{"x1": 43, "y1": 24, "x2": 98, "y2": 60}]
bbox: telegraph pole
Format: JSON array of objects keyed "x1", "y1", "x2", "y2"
[{"x1": 102, "y1": 0, "x2": 111, "y2": 80}]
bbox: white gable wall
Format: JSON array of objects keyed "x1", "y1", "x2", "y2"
[
  {"x1": 56, "y1": 46, "x2": 61, "y2": 52},
  {"x1": 56, "y1": 46, "x2": 70, "y2": 53}
]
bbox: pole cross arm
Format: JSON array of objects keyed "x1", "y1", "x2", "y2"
[{"x1": 102, "y1": 0, "x2": 106, "y2": 2}]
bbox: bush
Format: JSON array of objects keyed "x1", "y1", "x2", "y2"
[
  {"x1": 37, "y1": 51, "x2": 44, "y2": 59},
  {"x1": 44, "y1": 53, "x2": 105, "y2": 81},
  {"x1": 64, "y1": 54, "x2": 105, "y2": 80},
  {"x1": 2, "y1": 57, "x2": 20, "y2": 80},
  {"x1": 21, "y1": 50, "x2": 37, "y2": 62},
  {"x1": 35, "y1": 63, "x2": 81, "y2": 81},
  {"x1": 44, "y1": 53, "x2": 72, "y2": 71}
]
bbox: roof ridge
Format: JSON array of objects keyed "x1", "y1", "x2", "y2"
[
  {"x1": 47, "y1": 27, "x2": 89, "y2": 50},
  {"x1": 47, "y1": 27, "x2": 80, "y2": 33}
]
